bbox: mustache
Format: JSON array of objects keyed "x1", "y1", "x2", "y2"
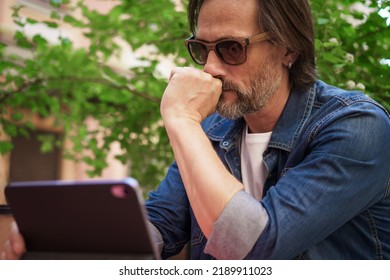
[{"x1": 222, "y1": 80, "x2": 242, "y2": 92}]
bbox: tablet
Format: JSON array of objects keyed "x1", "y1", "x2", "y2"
[{"x1": 5, "y1": 178, "x2": 160, "y2": 260}]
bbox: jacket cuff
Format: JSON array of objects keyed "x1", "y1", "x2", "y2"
[{"x1": 204, "y1": 190, "x2": 269, "y2": 259}]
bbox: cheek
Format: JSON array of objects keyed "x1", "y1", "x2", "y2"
[
  {"x1": 225, "y1": 66, "x2": 252, "y2": 89},
  {"x1": 251, "y1": 54, "x2": 284, "y2": 81},
  {"x1": 249, "y1": 44, "x2": 285, "y2": 69}
]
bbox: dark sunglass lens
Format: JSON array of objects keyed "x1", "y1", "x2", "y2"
[
  {"x1": 188, "y1": 42, "x2": 208, "y2": 65},
  {"x1": 217, "y1": 41, "x2": 245, "y2": 65}
]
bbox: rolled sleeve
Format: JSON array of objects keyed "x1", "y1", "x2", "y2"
[
  {"x1": 204, "y1": 190, "x2": 269, "y2": 259},
  {"x1": 147, "y1": 221, "x2": 164, "y2": 254}
]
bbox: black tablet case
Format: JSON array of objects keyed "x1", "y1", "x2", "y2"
[{"x1": 5, "y1": 178, "x2": 160, "y2": 260}]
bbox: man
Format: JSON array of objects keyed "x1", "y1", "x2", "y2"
[
  {"x1": 2, "y1": 0, "x2": 390, "y2": 260},
  {"x1": 148, "y1": 0, "x2": 390, "y2": 259}
]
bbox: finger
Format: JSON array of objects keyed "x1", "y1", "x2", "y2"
[
  {"x1": 213, "y1": 76, "x2": 223, "y2": 91},
  {"x1": 10, "y1": 222, "x2": 26, "y2": 256},
  {"x1": 0, "y1": 243, "x2": 7, "y2": 260},
  {"x1": 2, "y1": 239, "x2": 15, "y2": 260},
  {"x1": 168, "y1": 67, "x2": 183, "y2": 81},
  {"x1": 169, "y1": 67, "x2": 203, "y2": 82}
]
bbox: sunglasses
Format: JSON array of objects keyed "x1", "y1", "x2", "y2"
[{"x1": 184, "y1": 32, "x2": 269, "y2": 66}]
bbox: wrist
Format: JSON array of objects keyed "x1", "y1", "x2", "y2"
[{"x1": 163, "y1": 115, "x2": 202, "y2": 134}]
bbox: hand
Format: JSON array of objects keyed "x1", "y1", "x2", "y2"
[
  {"x1": 161, "y1": 67, "x2": 222, "y2": 124},
  {"x1": 0, "y1": 222, "x2": 26, "y2": 260}
]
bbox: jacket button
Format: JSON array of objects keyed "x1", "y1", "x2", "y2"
[{"x1": 222, "y1": 141, "x2": 229, "y2": 147}]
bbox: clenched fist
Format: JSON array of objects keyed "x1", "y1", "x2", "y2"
[{"x1": 160, "y1": 67, "x2": 222, "y2": 125}]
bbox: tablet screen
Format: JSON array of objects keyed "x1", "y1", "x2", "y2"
[{"x1": 5, "y1": 178, "x2": 159, "y2": 259}]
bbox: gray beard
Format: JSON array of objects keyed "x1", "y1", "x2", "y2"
[{"x1": 216, "y1": 71, "x2": 281, "y2": 120}]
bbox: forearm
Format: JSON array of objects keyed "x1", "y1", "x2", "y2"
[{"x1": 164, "y1": 118, "x2": 243, "y2": 238}]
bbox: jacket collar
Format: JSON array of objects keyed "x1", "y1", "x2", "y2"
[{"x1": 203, "y1": 82, "x2": 317, "y2": 152}]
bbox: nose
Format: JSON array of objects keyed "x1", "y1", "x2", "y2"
[{"x1": 203, "y1": 50, "x2": 226, "y2": 79}]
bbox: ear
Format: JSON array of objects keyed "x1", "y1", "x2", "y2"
[{"x1": 283, "y1": 50, "x2": 299, "y2": 68}]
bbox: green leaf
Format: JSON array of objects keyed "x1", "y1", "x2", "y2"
[
  {"x1": 11, "y1": 112, "x2": 24, "y2": 121},
  {"x1": 32, "y1": 34, "x2": 48, "y2": 47},
  {"x1": 0, "y1": 141, "x2": 14, "y2": 155},
  {"x1": 43, "y1": 21, "x2": 59, "y2": 28},
  {"x1": 3, "y1": 122, "x2": 18, "y2": 137},
  {"x1": 11, "y1": 4, "x2": 24, "y2": 18},
  {"x1": 59, "y1": 37, "x2": 73, "y2": 47},
  {"x1": 63, "y1": 15, "x2": 85, "y2": 27},
  {"x1": 50, "y1": 11, "x2": 62, "y2": 20},
  {"x1": 13, "y1": 19, "x2": 25, "y2": 27},
  {"x1": 13, "y1": 30, "x2": 33, "y2": 48},
  {"x1": 26, "y1": 17, "x2": 38, "y2": 24},
  {"x1": 49, "y1": 0, "x2": 62, "y2": 8}
]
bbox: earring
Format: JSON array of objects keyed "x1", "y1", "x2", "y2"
[{"x1": 288, "y1": 62, "x2": 293, "y2": 69}]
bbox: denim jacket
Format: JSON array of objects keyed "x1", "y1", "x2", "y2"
[{"x1": 146, "y1": 80, "x2": 390, "y2": 259}]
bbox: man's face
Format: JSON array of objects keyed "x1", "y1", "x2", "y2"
[{"x1": 196, "y1": 0, "x2": 284, "y2": 119}]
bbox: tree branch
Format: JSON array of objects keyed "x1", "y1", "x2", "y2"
[{"x1": 0, "y1": 75, "x2": 162, "y2": 104}]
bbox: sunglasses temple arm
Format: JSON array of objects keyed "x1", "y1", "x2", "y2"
[{"x1": 247, "y1": 32, "x2": 270, "y2": 44}]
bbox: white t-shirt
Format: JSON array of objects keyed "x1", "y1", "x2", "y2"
[{"x1": 240, "y1": 125, "x2": 272, "y2": 201}]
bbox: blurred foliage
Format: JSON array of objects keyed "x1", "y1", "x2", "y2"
[
  {"x1": 311, "y1": 0, "x2": 389, "y2": 108},
  {"x1": 0, "y1": 0, "x2": 389, "y2": 192}
]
